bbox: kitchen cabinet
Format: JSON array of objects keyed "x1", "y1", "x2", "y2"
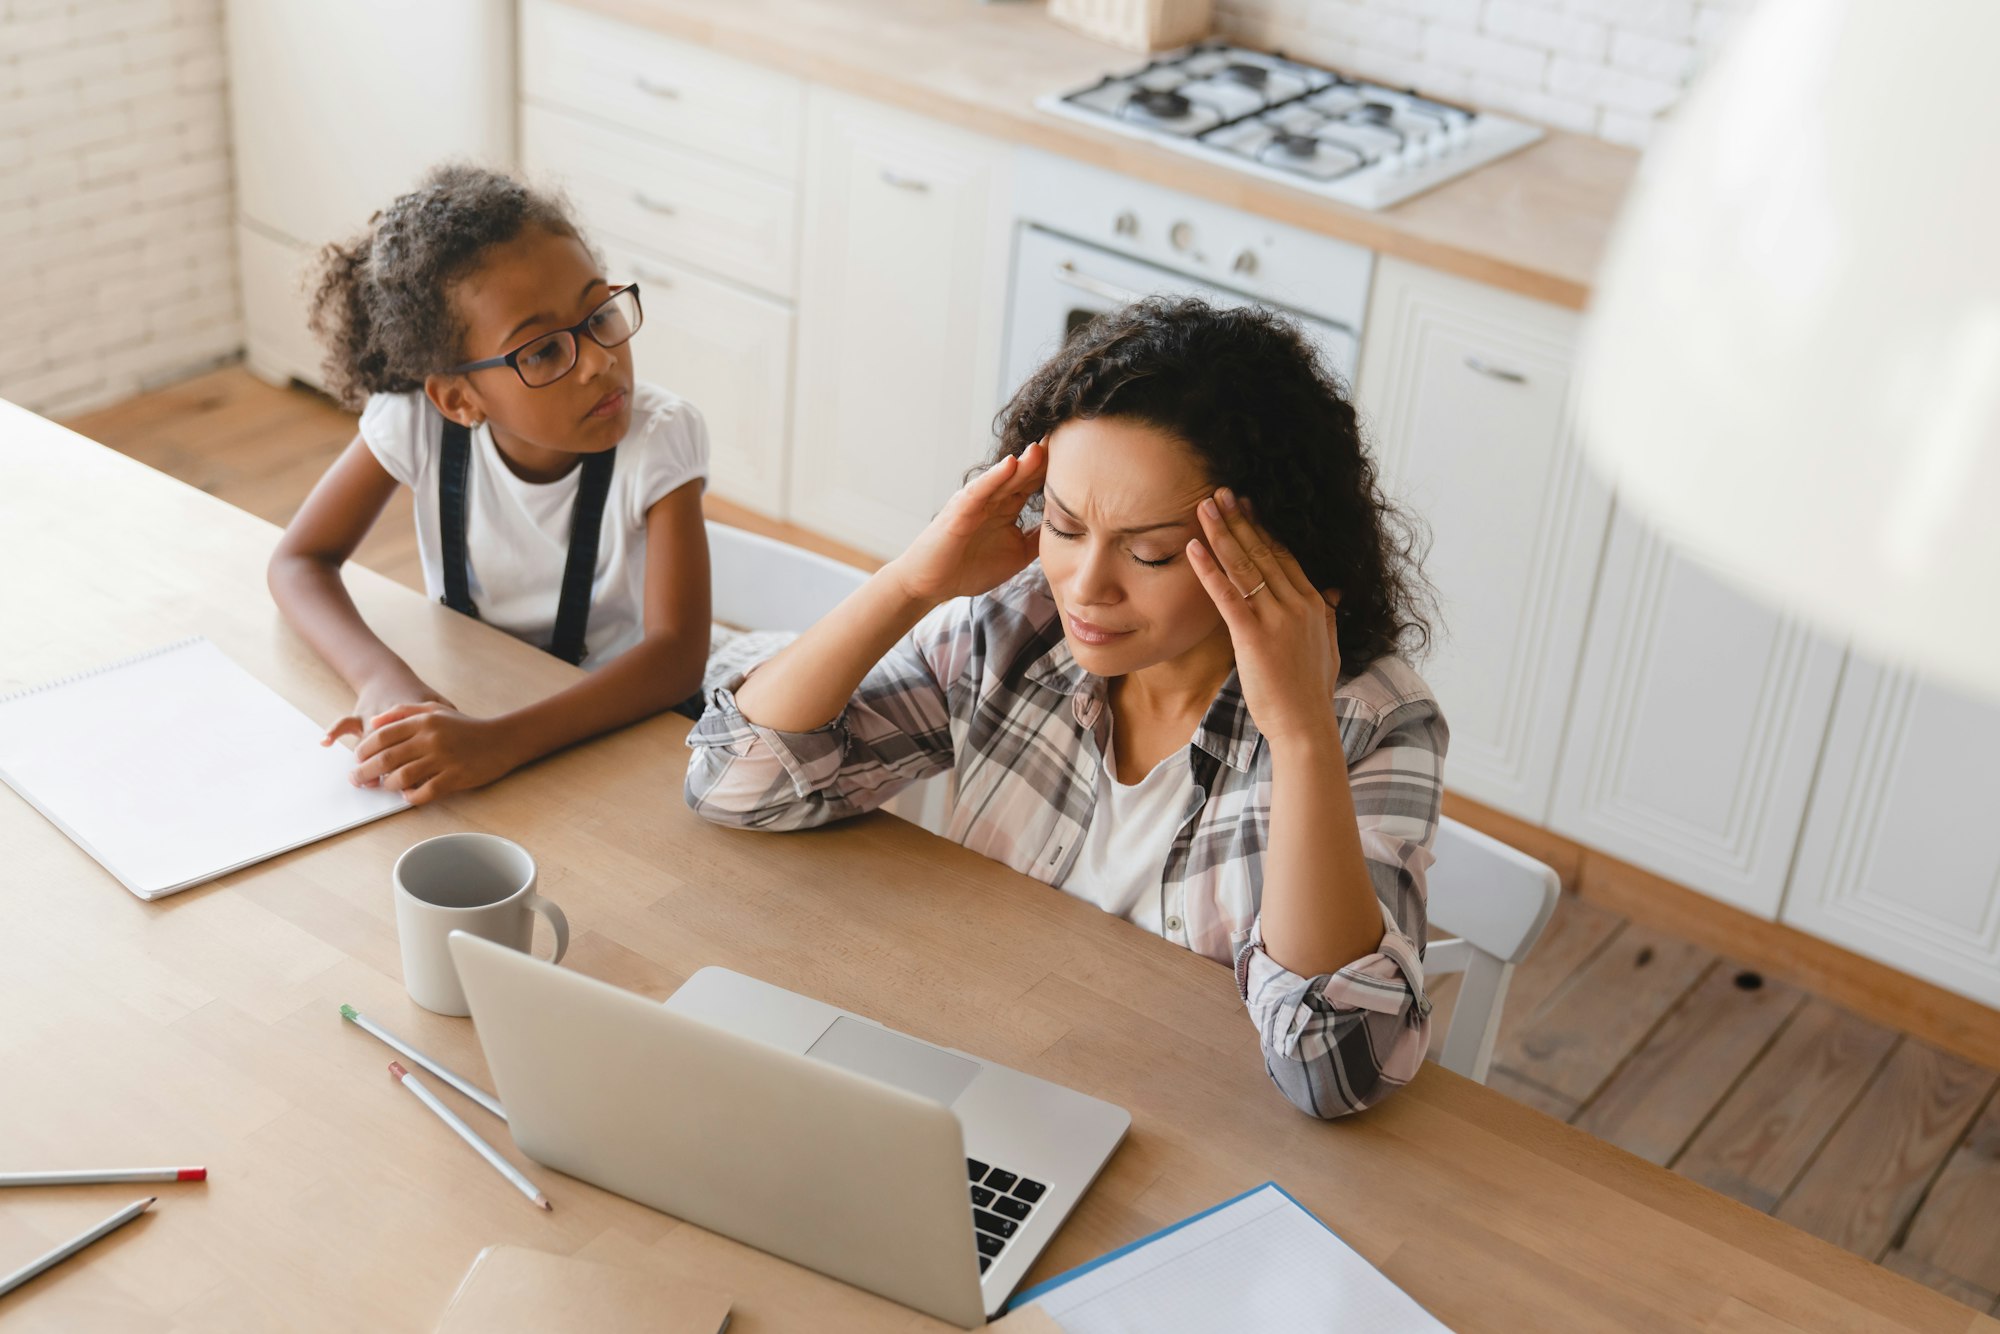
[
  {"x1": 1780, "y1": 660, "x2": 2000, "y2": 1006},
  {"x1": 787, "y1": 87, "x2": 1015, "y2": 557},
  {"x1": 519, "y1": 0, "x2": 804, "y2": 519},
  {"x1": 598, "y1": 239, "x2": 794, "y2": 516},
  {"x1": 1548, "y1": 514, "x2": 1846, "y2": 918},
  {"x1": 1355, "y1": 256, "x2": 1611, "y2": 825}
]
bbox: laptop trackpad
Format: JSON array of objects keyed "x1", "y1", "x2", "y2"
[{"x1": 805, "y1": 1016, "x2": 979, "y2": 1106}]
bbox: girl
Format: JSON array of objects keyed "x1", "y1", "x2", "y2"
[
  {"x1": 270, "y1": 164, "x2": 712, "y2": 806},
  {"x1": 685, "y1": 298, "x2": 1445, "y2": 1120}
]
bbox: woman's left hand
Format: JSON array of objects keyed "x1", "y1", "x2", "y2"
[
  {"x1": 347, "y1": 702, "x2": 523, "y2": 806},
  {"x1": 1188, "y1": 488, "x2": 1343, "y2": 751}
]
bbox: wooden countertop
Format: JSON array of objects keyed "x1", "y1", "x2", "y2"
[
  {"x1": 564, "y1": 0, "x2": 1638, "y2": 310},
  {"x1": 4, "y1": 402, "x2": 1994, "y2": 1331}
]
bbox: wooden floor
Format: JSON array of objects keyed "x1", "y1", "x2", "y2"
[{"x1": 64, "y1": 365, "x2": 2000, "y2": 1318}]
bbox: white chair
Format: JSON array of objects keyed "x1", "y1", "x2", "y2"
[
  {"x1": 703, "y1": 522, "x2": 952, "y2": 834},
  {"x1": 1422, "y1": 815, "x2": 1561, "y2": 1084}
]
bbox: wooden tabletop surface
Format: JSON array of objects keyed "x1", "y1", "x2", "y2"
[
  {"x1": 562, "y1": 0, "x2": 1640, "y2": 310},
  {"x1": 1, "y1": 400, "x2": 1992, "y2": 1332}
]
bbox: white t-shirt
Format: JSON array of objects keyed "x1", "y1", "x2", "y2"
[
  {"x1": 1059, "y1": 734, "x2": 1193, "y2": 936},
  {"x1": 359, "y1": 383, "x2": 708, "y2": 671}
]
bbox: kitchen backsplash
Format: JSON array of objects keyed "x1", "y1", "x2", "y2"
[
  {"x1": 1214, "y1": 0, "x2": 1749, "y2": 147},
  {"x1": 0, "y1": 0, "x2": 242, "y2": 417}
]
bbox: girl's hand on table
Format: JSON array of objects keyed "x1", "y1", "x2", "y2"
[
  {"x1": 322, "y1": 674, "x2": 452, "y2": 749},
  {"x1": 1188, "y1": 488, "x2": 1344, "y2": 755},
  {"x1": 346, "y1": 702, "x2": 522, "y2": 806}
]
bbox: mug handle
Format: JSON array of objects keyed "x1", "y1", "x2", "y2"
[{"x1": 523, "y1": 892, "x2": 570, "y2": 965}]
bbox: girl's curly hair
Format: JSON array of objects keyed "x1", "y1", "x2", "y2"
[
  {"x1": 307, "y1": 163, "x2": 593, "y2": 409},
  {"x1": 993, "y1": 297, "x2": 1434, "y2": 672}
]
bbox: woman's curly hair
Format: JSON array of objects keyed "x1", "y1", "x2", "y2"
[
  {"x1": 993, "y1": 297, "x2": 1434, "y2": 672},
  {"x1": 307, "y1": 163, "x2": 593, "y2": 409}
]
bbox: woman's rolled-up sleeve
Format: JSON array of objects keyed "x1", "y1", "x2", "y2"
[
  {"x1": 683, "y1": 601, "x2": 972, "y2": 830},
  {"x1": 1234, "y1": 695, "x2": 1446, "y2": 1118}
]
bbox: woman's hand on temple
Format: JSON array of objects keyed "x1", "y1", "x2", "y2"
[
  {"x1": 1188, "y1": 489, "x2": 1344, "y2": 752},
  {"x1": 885, "y1": 442, "x2": 1046, "y2": 607}
]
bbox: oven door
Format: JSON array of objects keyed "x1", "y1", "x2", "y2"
[{"x1": 1001, "y1": 224, "x2": 1360, "y2": 404}]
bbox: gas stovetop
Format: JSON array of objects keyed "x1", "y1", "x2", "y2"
[{"x1": 1039, "y1": 44, "x2": 1545, "y2": 211}]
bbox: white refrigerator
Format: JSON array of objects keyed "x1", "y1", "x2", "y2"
[{"x1": 225, "y1": 0, "x2": 516, "y2": 390}]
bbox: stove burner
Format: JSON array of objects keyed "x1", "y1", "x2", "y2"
[
  {"x1": 1273, "y1": 132, "x2": 1321, "y2": 158},
  {"x1": 1220, "y1": 63, "x2": 1269, "y2": 88},
  {"x1": 1129, "y1": 88, "x2": 1193, "y2": 120}
]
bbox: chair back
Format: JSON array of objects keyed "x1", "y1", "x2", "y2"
[{"x1": 1423, "y1": 815, "x2": 1561, "y2": 1083}]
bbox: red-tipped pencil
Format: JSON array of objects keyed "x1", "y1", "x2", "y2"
[{"x1": 1, "y1": 1168, "x2": 205, "y2": 1187}]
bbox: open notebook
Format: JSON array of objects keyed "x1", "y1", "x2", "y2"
[
  {"x1": 995, "y1": 1181, "x2": 1451, "y2": 1333},
  {"x1": 0, "y1": 637, "x2": 408, "y2": 899}
]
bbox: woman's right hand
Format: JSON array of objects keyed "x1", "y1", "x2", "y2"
[{"x1": 886, "y1": 441, "x2": 1047, "y2": 606}]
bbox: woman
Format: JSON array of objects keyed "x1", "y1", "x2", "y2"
[{"x1": 684, "y1": 298, "x2": 1444, "y2": 1118}]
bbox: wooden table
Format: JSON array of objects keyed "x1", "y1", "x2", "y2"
[{"x1": 2, "y1": 401, "x2": 1991, "y2": 1333}]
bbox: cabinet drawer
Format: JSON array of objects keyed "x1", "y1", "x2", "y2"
[
  {"x1": 600, "y1": 237, "x2": 793, "y2": 517},
  {"x1": 520, "y1": 0, "x2": 801, "y2": 182},
  {"x1": 524, "y1": 105, "x2": 797, "y2": 299}
]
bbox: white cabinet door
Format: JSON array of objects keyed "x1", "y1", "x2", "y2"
[
  {"x1": 599, "y1": 240, "x2": 793, "y2": 517},
  {"x1": 1354, "y1": 257, "x2": 1611, "y2": 824},
  {"x1": 1781, "y1": 662, "x2": 2000, "y2": 1006},
  {"x1": 1548, "y1": 513, "x2": 1846, "y2": 918},
  {"x1": 788, "y1": 88, "x2": 1014, "y2": 557}
]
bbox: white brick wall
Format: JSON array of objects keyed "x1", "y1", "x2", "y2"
[
  {"x1": 1216, "y1": 0, "x2": 1753, "y2": 149},
  {"x1": 0, "y1": 0, "x2": 242, "y2": 418}
]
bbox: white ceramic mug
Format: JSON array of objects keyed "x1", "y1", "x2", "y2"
[{"x1": 393, "y1": 833, "x2": 569, "y2": 1016}]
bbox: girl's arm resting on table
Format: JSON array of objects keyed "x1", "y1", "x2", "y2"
[
  {"x1": 267, "y1": 436, "x2": 443, "y2": 725},
  {"x1": 1236, "y1": 699, "x2": 1446, "y2": 1120},
  {"x1": 351, "y1": 480, "x2": 711, "y2": 804}
]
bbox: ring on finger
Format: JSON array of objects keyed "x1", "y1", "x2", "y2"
[{"x1": 1242, "y1": 580, "x2": 1269, "y2": 601}]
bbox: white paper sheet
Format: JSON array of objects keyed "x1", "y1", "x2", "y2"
[
  {"x1": 1018, "y1": 1183, "x2": 1450, "y2": 1333},
  {"x1": 0, "y1": 637, "x2": 407, "y2": 898}
]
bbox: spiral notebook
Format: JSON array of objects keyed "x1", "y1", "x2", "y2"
[{"x1": 0, "y1": 637, "x2": 409, "y2": 900}]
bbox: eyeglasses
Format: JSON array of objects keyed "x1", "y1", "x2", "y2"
[{"x1": 447, "y1": 285, "x2": 644, "y2": 389}]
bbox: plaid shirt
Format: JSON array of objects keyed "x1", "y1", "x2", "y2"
[{"x1": 684, "y1": 564, "x2": 1448, "y2": 1119}]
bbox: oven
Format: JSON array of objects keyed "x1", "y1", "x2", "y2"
[{"x1": 1001, "y1": 150, "x2": 1374, "y2": 406}]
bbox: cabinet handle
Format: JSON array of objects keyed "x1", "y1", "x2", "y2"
[
  {"x1": 1464, "y1": 355, "x2": 1527, "y2": 384},
  {"x1": 633, "y1": 74, "x2": 680, "y2": 100},
  {"x1": 632, "y1": 264, "x2": 675, "y2": 289},
  {"x1": 879, "y1": 169, "x2": 930, "y2": 193},
  {"x1": 632, "y1": 191, "x2": 677, "y2": 216},
  {"x1": 1053, "y1": 261, "x2": 1143, "y2": 307}
]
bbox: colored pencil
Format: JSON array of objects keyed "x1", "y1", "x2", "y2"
[
  {"x1": 387, "y1": 1062, "x2": 549, "y2": 1210},
  {"x1": 0, "y1": 1168, "x2": 204, "y2": 1187},
  {"x1": 0, "y1": 1196, "x2": 155, "y2": 1297},
  {"x1": 340, "y1": 1003, "x2": 506, "y2": 1121}
]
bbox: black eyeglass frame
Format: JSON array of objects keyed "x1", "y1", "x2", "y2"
[{"x1": 445, "y1": 284, "x2": 644, "y2": 388}]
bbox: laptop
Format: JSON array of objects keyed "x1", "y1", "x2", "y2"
[{"x1": 448, "y1": 933, "x2": 1130, "y2": 1328}]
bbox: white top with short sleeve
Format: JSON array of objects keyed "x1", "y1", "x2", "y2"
[{"x1": 359, "y1": 382, "x2": 707, "y2": 670}]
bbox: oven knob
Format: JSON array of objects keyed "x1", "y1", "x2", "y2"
[
  {"x1": 1114, "y1": 211, "x2": 1139, "y2": 237},
  {"x1": 1231, "y1": 249, "x2": 1258, "y2": 277},
  {"x1": 1169, "y1": 220, "x2": 1195, "y2": 252}
]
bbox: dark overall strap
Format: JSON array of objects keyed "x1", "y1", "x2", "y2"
[
  {"x1": 547, "y1": 447, "x2": 617, "y2": 666},
  {"x1": 438, "y1": 419, "x2": 479, "y2": 620},
  {"x1": 436, "y1": 414, "x2": 617, "y2": 666}
]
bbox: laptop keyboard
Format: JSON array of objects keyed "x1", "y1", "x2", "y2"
[{"x1": 968, "y1": 1158, "x2": 1047, "y2": 1275}]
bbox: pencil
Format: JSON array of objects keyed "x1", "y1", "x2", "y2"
[
  {"x1": 0, "y1": 1168, "x2": 204, "y2": 1187},
  {"x1": 341, "y1": 1004, "x2": 507, "y2": 1121},
  {"x1": 340, "y1": 1008, "x2": 504, "y2": 1120},
  {"x1": 387, "y1": 1062, "x2": 550, "y2": 1210},
  {"x1": 0, "y1": 1196, "x2": 155, "y2": 1297}
]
